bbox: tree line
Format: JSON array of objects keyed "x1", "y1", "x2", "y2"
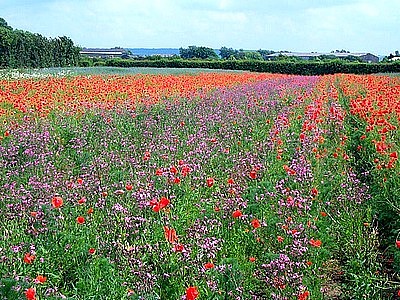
[{"x1": 0, "y1": 18, "x2": 81, "y2": 68}]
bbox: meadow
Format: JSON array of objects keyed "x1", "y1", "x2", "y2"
[{"x1": 0, "y1": 69, "x2": 399, "y2": 299}]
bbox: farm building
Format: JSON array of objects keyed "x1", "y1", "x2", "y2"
[
  {"x1": 80, "y1": 47, "x2": 131, "y2": 58},
  {"x1": 265, "y1": 52, "x2": 379, "y2": 63}
]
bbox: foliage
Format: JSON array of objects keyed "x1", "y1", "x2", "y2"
[
  {"x1": 0, "y1": 18, "x2": 80, "y2": 69},
  {"x1": 104, "y1": 57, "x2": 400, "y2": 75},
  {"x1": 179, "y1": 46, "x2": 219, "y2": 59}
]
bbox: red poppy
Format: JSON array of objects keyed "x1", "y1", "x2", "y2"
[
  {"x1": 186, "y1": 286, "x2": 199, "y2": 300},
  {"x1": 88, "y1": 248, "x2": 96, "y2": 254},
  {"x1": 249, "y1": 170, "x2": 257, "y2": 179},
  {"x1": 251, "y1": 218, "x2": 261, "y2": 229},
  {"x1": 155, "y1": 168, "x2": 163, "y2": 176},
  {"x1": 126, "y1": 184, "x2": 133, "y2": 191},
  {"x1": 30, "y1": 211, "x2": 37, "y2": 217},
  {"x1": 35, "y1": 275, "x2": 47, "y2": 284},
  {"x1": 277, "y1": 236, "x2": 284, "y2": 243},
  {"x1": 309, "y1": 239, "x2": 322, "y2": 248},
  {"x1": 143, "y1": 151, "x2": 151, "y2": 161},
  {"x1": 23, "y1": 253, "x2": 35, "y2": 264},
  {"x1": 227, "y1": 178, "x2": 234, "y2": 185},
  {"x1": 181, "y1": 165, "x2": 190, "y2": 176},
  {"x1": 311, "y1": 187, "x2": 318, "y2": 197},
  {"x1": 173, "y1": 177, "x2": 181, "y2": 184},
  {"x1": 173, "y1": 243, "x2": 184, "y2": 252},
  {"x1": 76, "y1": 216, "x2": 85, "y2": 224},
  {"x1": 299, "y1": 132, "x2": 305, "y2": 142},
  {"x1": 25, "y1": 288, "x2": 36, "y2": 300},
  {"x1": 232, "y1": 210, "x2": 242, "y2": 218},
  {"x1": 78, "y1": 197, "x2": 86, "y2": 204},
  {"x1": 170, "y1": 166, "x2": 178, "y2": 174},
  {"x1": 87, "y1": 207, "x2": 94, "y2": 214},
  {"x1": 163, "y1": 226, "x2": 177, "y2": 244},
  {"x1": 204, "y1": 262, "x2": 214, "y2": 269},
  {"x1": 4, "y1": 130, "x2": 10, "y2": 137},
  {"x1": 320, "y1": 211, "x2": 327, "y2": 217},
  {"x1": 390, "y1": 152, "x2": 398, "y2": 159},
  {"x1": 158, "y1": 197, "x2": 170, "y2": 209},
  {"x1": 77, "y1": 178, "x2": 83, "y2": 185},
  {"x1": 206, "y1": 178, "x2": 214, "y2": 187},
  {"x1": 51, "y1": 196, "x2": 63, "y2": 208},
  {"x1": 396, "y1": 240, "x2": 400, "y2": 249},
  {"x1": 298, "y1": 291, "x2": 310, "y2": 300},
  {"x1": 249, "y1": 256, "x2": 256, "y2": 262},
  {"x1": 152, "y1": 204, "x2": 161, "y2": 212}
]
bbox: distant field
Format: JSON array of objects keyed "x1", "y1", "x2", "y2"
[{"x1": 0, "y1": 67, "x2": 244, "y2": 79}]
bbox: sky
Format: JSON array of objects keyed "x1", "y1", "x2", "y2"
[{"x1": 1, "y1": 0, "x2": 399, "y2": 55}]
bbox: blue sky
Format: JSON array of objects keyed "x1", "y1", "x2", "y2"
[{"x1": 1, "y1": 0, "x2": 399, "y2": 55}]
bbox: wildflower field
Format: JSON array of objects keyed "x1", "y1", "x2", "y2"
[{"x1": 0, "y1": 70, "x2": 399, "y2": 299}]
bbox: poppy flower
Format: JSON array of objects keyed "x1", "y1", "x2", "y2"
[
  {"x1": 24, "y1": 253, "x2": 35, "y2": 264},
  {"x1": 35, "y1": 275, "x2": 47, "y2": 284},
  {"x1": 51, "y1": 196, "x2": 63, "y2": 208},
  {"x1": 170, "y1": 166, "x2": 178, "y2": 174},
  {"x1": 88, "y1": 248, "x2": 96, "y2": 254},
  {"x1": 158, "y1": 197, "x2": 170, "y2": 209},
  {"x1": 299, "y1": 132, "x2": 305, "y2": 142},
  {"x1": 232, "y1": 210, "x2": 242, "y2": 218},
  {"x1": 249, "y1": 256, "x2": 256, "y2": 262},
  {"x1": 227, "y1": 178, "x2": 234, "y2": 185},
  {"x1": 76, "y1": 216, "x2": 85, "y2": 224},
  {"x1": 87, "y1": 207, "x2": 94, "y2": 214},
  {"x1": 311, "y1": 187, "x2": 318, "y2": 197},
  {"x1": 390, "y1": 152, "x2": 398, "y2": 159},
  {"x1": 251, "y1": 218, "x2": 261, "y2": 229},
  {"x1": 277, "y1": 236, "x2": 284, "y2": 243},
  {"x1": 396, "y1": 240, "x2": 400, "y2": 249},
  {"x1": 126, "y1": 184, "x2": 133, "y2": 191},
  {"x1": 155, "y1": 168, "x2": 163, "y2": 176},
  {"x1": 298, "y1": 291, "x2": 310, "y2": 300},
  {"x1": 77, "y1": 178, "x2": 83, "y2": 185},
  {"x1": 320, "y1": 211, "x2": 327, "y2": 217},
  {"x1": 204, "y1": 262, "x2": 214, "y2": 269},
  {"x1": 173, "y1": 243, "x2": 184, "y2": 252},
  {"x1": 181, "y1": 165, "x2": 190, "y2": 177},
  {"x1": 163, "y1": 226, "x2": 177, "y2": 244},
  {"x1": 173, "y1": 177, "x2": 181, "y2": 184},
  {"x1": 249, "y1": 170, "x2": 257, "y2": 179},
  {"x1": 206, "y1": 178, "x2": 214, "y2": 187},
  {"x1": 152, "y1": 204, "x2": 161, "y2": 212},
  {"x1": 25, "y1": 288, "x2": 36, "y2": 300},
  {"x1": 78, "y1": 197, "x2": 86, "y2": 204},
  {"x1": 309, "y1": 239, "x2": 322, "y2": 248},
  {"x1": 186, "y1": 286, "x2": 199, "y2": 300}
]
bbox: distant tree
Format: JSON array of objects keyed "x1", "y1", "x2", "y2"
[
  {"x1": 0, "y1": 17, "x2": 12, "y2": 30},
  {"x1": 257, "y1": 49, "x2": 275, "y2": 60},
  {"x1": 395, "y1": 50, "x2": 399, "y2": 57},
  {"x1": 237, "y1": 50, "x2": 263, "y2": 60},
  {"x1": 0, "y1": 18, "x2": 80, "y2": 68},
  {"x1": 179, "y1": 46, "x2": 218, "y2": 59},
  {"x1": 219, "y1": 47, "x2": 238, "y2": 59}
]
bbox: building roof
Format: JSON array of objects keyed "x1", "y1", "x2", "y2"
[{"x1": 265, "y1": 52, "x2": 377, "y2": 58}]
